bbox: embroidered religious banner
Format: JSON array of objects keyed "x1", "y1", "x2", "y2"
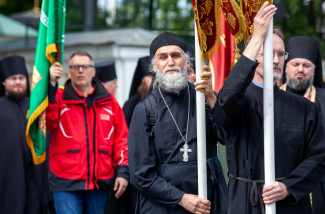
[
  {"x1": 26, "y1": 0, "x2": 66, "y2": 165},
  {"x1": 218, "y1": 0, "x2": 247, "y2": 44},
  {"x1": 192, "y1": 0, "x2": 222, "y2": 61},
  {"x1": 219, "y1": 0, "x2": 272, "y2": 44}
]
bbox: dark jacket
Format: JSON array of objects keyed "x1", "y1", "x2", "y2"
[
  {"x1": 128, "y1": 82, "x2": 227, "y2": 214},
  {"x1": 217, "y1": 55, "x2": 325, "y2": 214}
]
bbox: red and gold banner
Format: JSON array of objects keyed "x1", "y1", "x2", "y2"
[
  {"x1": 241, "y1": 0, "x2": 271, "y2": 42},
  {"x1": 193, "y1": 0, "x2": 274, "y2": 62},
  {"x1": 192, "y1": 0, "x2": 222, "y2": 61},
  {"x1": 219, "y1": 0, "x2": 246, "y2": 44},
  {"x1": 210, "y1": 11, "x2": 236, "y2": 93}
]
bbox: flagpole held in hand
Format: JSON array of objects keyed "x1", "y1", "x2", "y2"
[{"x1": 194, "y1": 19, "x2": 208, "y2": 199}]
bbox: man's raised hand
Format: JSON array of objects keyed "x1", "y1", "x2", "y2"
[
  {"x1": 252, "y1": 1, "x2": 277, "y2": 41},
  {"x1": 49, "y1": 62, "x2": 63, "y2": 86}
]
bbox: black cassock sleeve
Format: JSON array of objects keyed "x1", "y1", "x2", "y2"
[
  {"x1": 217, "y1": 55, "x2": 259, "y2": 130},
  {"x1": 282, "y1": 102, "x2": 325, "y2": 204},
  {"x1": 206, "y1": 92, "x2": 225, "y2": 145},
  {"x1": 128, "y1": 102, "x2": 185, "y2": 209}
]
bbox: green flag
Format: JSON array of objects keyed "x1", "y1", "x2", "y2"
[{"x1": 26, "y1": 0, "x2": 66, "y2": 165}]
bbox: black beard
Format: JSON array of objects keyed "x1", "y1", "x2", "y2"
[{"x1": 286, "y1": 73, "x2": 313, "y2": 92}]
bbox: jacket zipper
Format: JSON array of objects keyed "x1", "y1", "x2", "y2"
[
  {"x1": 92, "y1": 105, "x2": 98, "y2": 188},
  {"x1": 82, "y1": 105, "x2": 91, "y2": 190}
]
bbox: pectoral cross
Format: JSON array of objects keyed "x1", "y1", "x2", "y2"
[{"x1": 180, "y1": 143, "x2": 192, "y2": 162}]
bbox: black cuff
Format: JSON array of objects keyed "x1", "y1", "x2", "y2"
[
  {"x1": 48, "y1": 84, "x2": 58, "y2": 104},
  {"x1": 115, "y1": 165, "x2": 129, "y2": 181}
]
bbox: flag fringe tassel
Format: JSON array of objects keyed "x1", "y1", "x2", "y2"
[{"x1": 26, "y1": 96, "x2": 48, "y2": 165}]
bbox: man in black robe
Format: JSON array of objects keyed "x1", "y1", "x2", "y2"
[
  {"x1": 280, "y1": 36, "x2": 325, "y2": 214},
  {"x1": 123, "y1": 56, "x2": 153, "y2": 127},
  {"x1": 95, "y1": 61, "x2": 118, "y2": 94},
  {"x1": 128, "y1": 31, "x2": 227, "y2": 214},
  {"x1": 0, "y1": 56, "x2": 51, "y2": 214},
  {"x1": 217, "y1": 3, "x2": 325, "y2": 214}
]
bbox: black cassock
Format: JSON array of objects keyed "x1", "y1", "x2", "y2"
[
  {"x1": 128, "y1": 82, "x2": 227, "y2": 214},
  {"x1": 123, "y1": 93, "x2": 142, "y2": 128},
  {"x1": 217, "y1": 55, "x2": 325, "y2": 214},
  {"x1": 286, "y1": 86, "x2": 325, "y2": 214},
  {"x1": 0, "y1": 95, "x2": 53, "y2": 214}
]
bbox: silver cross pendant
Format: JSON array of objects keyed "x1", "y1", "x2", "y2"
[{"x1": 180, "y1": 143, "x2": 192, "y2": 162}]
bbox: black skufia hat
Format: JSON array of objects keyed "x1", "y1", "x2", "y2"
[
  {"x1": 150, "y1": 31, "x2": 188, "y2": 57},
  {"x1": 129, "y1": 56, "x2": 152, "y2": 98},
  {"x1": 94, "y1": 61, "x2": 117, "y2": 82},
  {"x1": 283, "y1": 36, "x2": 323, "y2": 88},
  {"x1": 0, "y1": 55, "x2": 30, "y2": 96}
]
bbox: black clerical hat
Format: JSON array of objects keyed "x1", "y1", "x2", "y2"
[
  {"x1": 283, "y1": 36, "x2": 323, "y2": 88},
  {"x1": 150, "y1": 31, "x2": 188, "y2": 57},
  {"x1": 0, "y1": 55, "x2": 30, "y2": 96},
  {"x1": 129, "y1": 56, "x2": 152, "y2": 98},
  {"x1": 94, "y1": 61, "x2": 117, "y2": 83}
]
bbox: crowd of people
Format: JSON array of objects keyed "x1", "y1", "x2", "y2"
[{"x1": 1, "y1": 2, "x2": 325, "y2": 214}]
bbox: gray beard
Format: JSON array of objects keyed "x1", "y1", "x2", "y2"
[
  {"x1": 153, "y1": 66, "x2": 188, "y2": 95},
  {"x1": 286, "y1": 73, "x2": 313, "y2": 92}
]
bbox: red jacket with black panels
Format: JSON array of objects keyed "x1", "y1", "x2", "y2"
[{"x1": 46, "y1": 79, "x2": 128, "y2": 192}]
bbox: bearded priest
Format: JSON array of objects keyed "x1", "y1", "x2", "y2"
[
  {"x1": 128, "y1": 31, "x2": 227, "y2": 214},
  {"x1": 280, "y1": 36, "x2": 325, "y2": 214}
]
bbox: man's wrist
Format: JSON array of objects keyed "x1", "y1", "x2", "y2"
[
  {"x1": 206, "y1": 93, "x2": 216, "y2": 109},
  {"x1": 50, "y1": 80, "x2": 57, "y2": 86},
  {"x1": 178, "y1": 193, "x2": 186, "y2": 206}
]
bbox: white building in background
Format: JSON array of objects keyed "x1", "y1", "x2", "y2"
[{"x1": 0, "y1": 28, "x2": 157, "y2": 105}]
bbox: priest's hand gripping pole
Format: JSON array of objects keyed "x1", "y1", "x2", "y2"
[
  {"x1": 194, "y1": 20, "x2": 208, "y2": 199},
  {"x1": 263, "y1": 9, "x2": 276, "y2": 214}
]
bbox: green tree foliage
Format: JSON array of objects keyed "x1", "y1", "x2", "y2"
[
  {"x1": 114, "y1": 0, "x2": 194, "y2": 34},
  {"x1": 274, "y1": 0, "x2": 325, "y2": 56},
  {"x1": 0, "y1": 0, "x2": 34, "y2": 15}
]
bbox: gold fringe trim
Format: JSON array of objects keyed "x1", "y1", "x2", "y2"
[
  {"x1": 46, "y1": 43, "x2": 57, "y2": 64},
  {"x1": 231, "y1": 43, "x2": 241, "y2": 69},
  {"x1": 195, "y1": 0, "x2": 222, "y2": 61},
  {"x1": 208, "y1": 1, "x2": 222, "y2": 60},
  {"x1": 26, "y1": 96, "x2": 48, "y2": 165},
  {"x1": 230, "y1": 0, "x2": 247, "y2": 44}
]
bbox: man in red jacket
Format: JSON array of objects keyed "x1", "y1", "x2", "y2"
[{"x1": 46, "y1": 51, "x2": 129, "y2": 214}]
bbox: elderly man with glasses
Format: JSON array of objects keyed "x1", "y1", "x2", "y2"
[{"x1": 46, "y1": 50, "x2": 129, "y2": 214}]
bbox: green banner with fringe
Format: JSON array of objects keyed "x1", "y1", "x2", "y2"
[{"x1": 26, "y1": 0, "x2": 66, "y2": 165}]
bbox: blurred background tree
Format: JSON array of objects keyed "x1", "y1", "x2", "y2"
[{"x1": 1, "y1": 0, "x2": 325, "y2": 55}]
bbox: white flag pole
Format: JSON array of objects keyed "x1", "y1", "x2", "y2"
[
  {"x1": 194, "y1": 20, "x2": 207, "y2": 199},
  {"x1": 263, "y1": 12, "x2": 276, "y2": 214}
]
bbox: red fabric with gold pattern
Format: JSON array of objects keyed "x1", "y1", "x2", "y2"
[{"x1": 192, "y1": 0, "x2": 221, "y2": 60}]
